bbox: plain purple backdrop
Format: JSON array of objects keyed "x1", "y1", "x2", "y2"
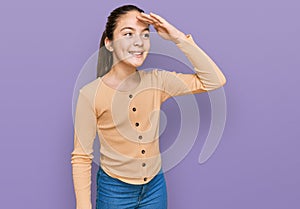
[{"x1": 0, "y1": 0, "x2": 299, "y2": 209}]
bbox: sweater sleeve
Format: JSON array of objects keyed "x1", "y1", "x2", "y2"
[
  {"x1": 160, "y1": 34, "x2": 226, "y2": 101},
  {"x1": 71, "y1": 89, "x2": 97, "y2": 209}
]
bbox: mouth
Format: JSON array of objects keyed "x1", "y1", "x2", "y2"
[{"x1": 128, "y1": 51, "x2": 145, "y2": 58}]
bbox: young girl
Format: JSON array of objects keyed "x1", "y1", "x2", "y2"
[{"x1": 71, "y1": 4, "x2": 226, "y2": 209}]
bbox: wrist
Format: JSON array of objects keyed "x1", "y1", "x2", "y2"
[{"x1": 173, "y1": 32, "x2": 188, "y2": 44}]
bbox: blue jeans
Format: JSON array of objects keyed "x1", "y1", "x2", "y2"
[{"x1": 96, "y1": 166, "x2": 167, "y2": 209}]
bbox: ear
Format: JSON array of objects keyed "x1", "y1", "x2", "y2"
[{"x1": 104, "y1": 37, "x2": 114, "y2": 52}]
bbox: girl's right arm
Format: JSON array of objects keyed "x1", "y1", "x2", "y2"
[{"x1": 71, "y1": 89, "x2": 97, "y2": 209}]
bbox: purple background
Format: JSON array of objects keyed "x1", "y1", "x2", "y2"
[{"x1": 1, "y1": 0, "x2": 299, "y2": 208}]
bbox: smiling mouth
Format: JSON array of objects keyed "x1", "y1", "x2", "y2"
[{"x1": 129, "y1": 51, "x2": 144, "y2": 57}]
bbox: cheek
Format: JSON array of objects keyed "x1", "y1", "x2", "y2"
[
  {"x1": 113, "y1": 41, "x2": 131, "y2": 56},
  {"x1": 114, "y1": 37, "x2": 131, "y2": 49},
  {"x1": 144, "y1": 40, "x2": 150, "y2": 51}
]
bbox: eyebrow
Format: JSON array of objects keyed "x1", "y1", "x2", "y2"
[{"x1": 120, "y1": 27, "x2": 150, "y2": 32}]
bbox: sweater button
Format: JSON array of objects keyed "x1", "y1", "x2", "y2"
[
  {"x1": 138, "y1": 135, "x2": 143, "y2": 140},
  {"x1": 132, "y1": 107, "x2": 136, "y2": 111},
  {"x1": 142, "y1": 163, "x2": 146, "y2": 167},
  {"x1": 144, "y1": 177, "x2": 147, "y2": 181},
  {"x1": 141, "y1": 150, "x2": 145, "y2": 154},
  {"x1": 129, "y1": 94, "x2": 133, "y2": 98},
  {"x1": 135, "y1": 122, "x2": 139, "y2": 127}
]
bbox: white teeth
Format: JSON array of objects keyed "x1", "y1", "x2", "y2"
[{"x1": 129, "y1": 51, "x2": 143, "y2": 55}]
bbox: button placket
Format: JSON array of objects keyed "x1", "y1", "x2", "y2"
[
  {"x1": 140, "y1": 145, "x2": 147, "y2": 180},
  {"x1": 129, "y1": 96, "x2": 142, "y2": 141},
  {"x1": 129, "y1": 93, "x2": 147, "y2": 182}
]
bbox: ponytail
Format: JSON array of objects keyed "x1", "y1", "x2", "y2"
[{"x1": 96, "y1": 31, "x2": 113, "y2": 78}]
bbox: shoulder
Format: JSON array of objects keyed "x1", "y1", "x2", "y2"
[{"x1": 78, "y1": 78, "x2": 101, "y2": 100}]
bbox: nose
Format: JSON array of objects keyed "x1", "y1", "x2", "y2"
[{"x1": 133, "y1": 34, "x2": 143, "y2": 47}]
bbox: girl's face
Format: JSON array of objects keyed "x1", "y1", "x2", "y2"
[{"x1": 108, "y1": 10, "x2": 150, "y2": 68}]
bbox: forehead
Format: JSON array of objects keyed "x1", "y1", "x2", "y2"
[{"x1": 115, "y1": 10, "x2": 149, "y2": 31}]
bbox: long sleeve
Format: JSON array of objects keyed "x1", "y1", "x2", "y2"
[
  {"x1": 71, "y1": 89, "x2": 97, "y2": 209},
  {"x1": 159, "y1": 34, "x2": 226, "y2": 100}
]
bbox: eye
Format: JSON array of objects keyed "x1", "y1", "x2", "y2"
[
  {"x1": 124, "y1": 32, "x2": 133, "y2": 37},
  {"x1": 142, "y1": 33, "x2": 150, "y2": 39}
]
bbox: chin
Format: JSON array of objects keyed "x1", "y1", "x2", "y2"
[
  {"x1": 127, "y1": 59, "x2": 146, "y2": 68},
  {"x1": 133, "y1": 61, "x2": 144, "y2": 67}
]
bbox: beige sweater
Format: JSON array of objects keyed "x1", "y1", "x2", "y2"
[{"x1": 71, "y1": 34, "x2": 226, "y2": 209}]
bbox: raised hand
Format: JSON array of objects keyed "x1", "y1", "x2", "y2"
[{"x1": 136, "y1": 12, "x2": 187, "y2": 44}]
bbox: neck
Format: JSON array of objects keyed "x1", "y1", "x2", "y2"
[{"x1": 109, "y1": 62, "x2": 137, "y2": 81}]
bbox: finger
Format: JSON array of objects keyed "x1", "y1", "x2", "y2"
[
  {"x1": 137, "y1": 15, "x2": 163, "y2": 30},
  {"x1": 136, "y1": 15, "x2": 154, "y2": 24},
  {"x1": 138, "y1": 13, "x2": 160, "y2": 24},
  {"x1": 138, "y1": 12, "x2": 154, "y2": 20},
  {"x1": 140, "y1": 12, "x2": 152, "y2": 18},
  {"x1": 137, "y1": 14, "x2": 155, "y2": 23},
  {"x1": 137, "y1": 13, "x2": 166, "y2": 32},
  {"x1": 149, "y1": 12, "x2": 164, "y2": 24},
  {"x1": 136, "y1": 16, "x2": 156, "y2": 26}
]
